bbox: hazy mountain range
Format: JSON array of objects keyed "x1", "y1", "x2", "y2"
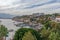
[{"x1": 0, "y1": 13, "x2": 15, "y2": 19}]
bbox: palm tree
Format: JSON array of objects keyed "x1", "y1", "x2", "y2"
[
  {"x1": 22, "y1": 31, "x2": 37, "y2": 40},
  {"x1": 0, "y1": 25, "x2": 8, "y2": 40}
]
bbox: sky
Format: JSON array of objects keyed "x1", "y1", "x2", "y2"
[{"x1": 0, "y1": 0, "x2": 60, "y2": 15}]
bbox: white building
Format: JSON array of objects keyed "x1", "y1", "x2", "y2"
[{"x1": 55, "y1": 16, "x2": 60, "y2": 22}]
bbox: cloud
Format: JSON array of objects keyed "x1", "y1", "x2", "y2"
[
  {"x1": 0, "y1": 0, "x2": 60, "y2": 15},
  {"x1": 0, "y1": 0, "x2": 56, "y2": 9}
]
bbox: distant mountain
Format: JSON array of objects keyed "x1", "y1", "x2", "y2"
[{"x1": 0, "y1": 13, "x2": 15, "y2": 19}]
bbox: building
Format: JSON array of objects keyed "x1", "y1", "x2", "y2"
[
  {"x1": 33, "y1": 13, "x2": 44, "y2": 17},
  {"x1": 55, "y1": 16, "x2": 60, "y2": 22}
]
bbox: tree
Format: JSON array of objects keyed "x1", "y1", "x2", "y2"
[
  {"x1": 49, "y1": 32, "x2": 60, "y2": 40},
  {"x1": 40, "y1": 27, "x2": 51, "y2": 40},
  {"x1": 0, "y1": 25, "x2": 8, "y2": 40},
  {"x1": 40, "y1": 21, "x2": 60, "y2": 40},
  {"x1": 22, "y1": 31, "x2": 37, "y2": 40},
  {"x1": 13, "y1": 28, "x2": 41, "y2": 40},
  {"x1": 44, "y1": 21, "x2": 52, "y2": 29},
  {"x1": 44, "y1": 21, "x2": 59, "y2": 30}
]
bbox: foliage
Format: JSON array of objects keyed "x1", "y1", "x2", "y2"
[
  {"x1": 0, "y1": 25, "x2": 8, "y2": 39},
  {"x1": 48, "y1": 32, "x2": 60, "y2": 40},
  {"x1": 40, "y1": 27, "x2": 51, "y2": 40},
  {"x1": 22, "y1": 31, "x2": 37, "y2": 40},
  {"x1": 40, "y1": 21, "x2": 60, "y2": 40},
  {"x1": 13, "y1": 28, "x2": 41, "y2": 40}
]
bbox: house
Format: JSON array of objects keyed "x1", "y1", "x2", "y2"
[{"x1": 55, "y1": 16, "x2": 60, "y2": 22}]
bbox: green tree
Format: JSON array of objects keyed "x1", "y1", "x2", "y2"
[
  {"x1": 44, "y1": 21, "x2": 52, "y2": 29},
  {"x1": 49, "y1": 32, "x2": 60, "y2": 40},
  {"x1": 22, "y1": 31, "x2": 37, "y2": 40},
  {"x1": 40, "y1": 27, "x2": 51, "y2": 40},
  {"x1": 14, "y1": 28, "x2": 41, "y2": 40},
  {"x1": 0, "y1": 25, "x2": 8, "y2": 40},
  {"x1": 40, "y1": 21, "x2": 60, "y2": 40}
]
